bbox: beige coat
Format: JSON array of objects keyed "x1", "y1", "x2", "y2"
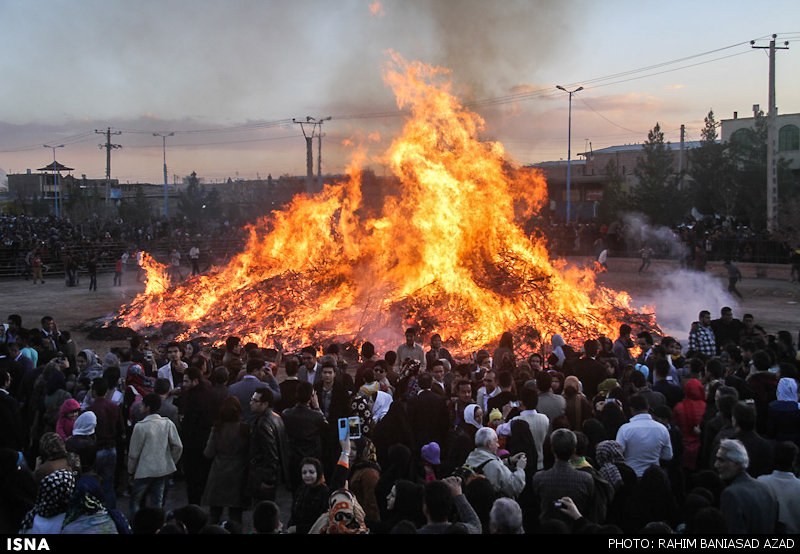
[{"x1": 128, "y1": 413, "x2": 183, "y2": 479}]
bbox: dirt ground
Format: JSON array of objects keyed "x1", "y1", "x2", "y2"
[{"x1": 1, "y1": 260, "x2": 798, "y2": 357}]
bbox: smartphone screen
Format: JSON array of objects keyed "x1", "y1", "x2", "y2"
[
  {"x1": 338, "y1": 417, "x2": 349, "y2": 441},
  {"x1": 348, "y1": 416, "x2": 362, "y2": 440}
]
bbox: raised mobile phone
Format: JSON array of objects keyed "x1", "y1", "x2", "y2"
[{"x1": 338, "y1": 416, "x2": 362, "y2": 440}]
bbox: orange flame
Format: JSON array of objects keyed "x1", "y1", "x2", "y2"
[{"x1": 118, "y1": 54, "x2": 655, "y2": 354}]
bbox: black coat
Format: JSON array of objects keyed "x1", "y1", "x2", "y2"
[{"x1": 407, "y1": 389, "x2": 449, "y2": 449}]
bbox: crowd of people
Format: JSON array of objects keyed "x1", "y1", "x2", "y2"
[{"x1": 0, "y1": 309, "x2": 798, "y2": 535}]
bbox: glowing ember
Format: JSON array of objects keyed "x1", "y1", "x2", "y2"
[{"x1": 117, "y1": 53, "x2": 657, "y2": 355}]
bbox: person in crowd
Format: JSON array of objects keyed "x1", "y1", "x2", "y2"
[
  {"x1": 88, "y1": 377, "x2": 125, "y2": 508},
  {"x1": 282, "y1": 381, "x2": 327, "y2": 492},
  {"x1": 19, "y1": 469, "x2": 75, "y2": 534},
  {"x1": 286, "y1": 457, "x2": 329, "y2": 534},
  {"x1": 688, "y1": 310, "x2": 717, "y2": 358},
  {"x1": 418, "y1": 477, "x2": 481, "y2": 534},
  {"x1": 426, "y1": 334, "x2": 455, "y2": 375},
  {"x1": 396, "y1": 328, "x2": 426, "y2": 372},
  {"x1": 65, "y1": 411, "x2": 97, "y2": 473},
  {"x1": 377, "y1": 479, "x2": 425, "y2": 533},
  {"x1": 731, "y1": 401, "x2": 774, "y2": 478},
  {"x1": 55, "y1": 398, "x2": 81, "y2": 440},
  {"x1": 535, "y1": 371, "x2": 565, "y2": 430},
  {"x1": 464, "y1": 427, "x2": 526, "y2": 498},
  {"x1": 128, "y1": 393, "x2": 183, "y2": 518},
  {"x1": 756, "y1": 441, "x2": 800, "y2": 533},
  {"x1": 492, "y1": 332, "x2": 517, "y2": 373},
  {"x1": 615, "y1": 393, "x2": 673, "y2": 477},
  {"x1": 715, "y1": 438, "x2": 777, "y2": 534},
  {"x1": 489, "y1": 497, "x2": 524, "y2": 534},
  {"x1": 531, "y1": 428, "x2": 595, "y2": 523},
  {"x1": 407, "y1": 372, "x2": 449, "y2": 454},
  {"x1": 673, "y1": 377, "x2": 706, "y2": 472},
  {"x1": 61, "y1": 473, "x2": 130, "y2": 534},
  {"x1": 246, "y1": 387, "x2": 289, "y2": 504},
  {"x1": 767, "y1": 377, "x2": 800, "y2": 445},
  {"x1": 202, "y1": 396, "x2": 249, "y2": 525}
]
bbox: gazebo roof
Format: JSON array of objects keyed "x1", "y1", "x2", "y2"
[{"x1": 37, "y1": 161, "x2": 74, "y2": 172}]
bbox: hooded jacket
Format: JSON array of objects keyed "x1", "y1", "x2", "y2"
[{"x1": 464, "y1": 446, "x2": 525, "y2": 498}]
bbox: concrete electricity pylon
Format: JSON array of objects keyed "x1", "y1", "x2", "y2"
[
  {"x1": 751, "y1": 34, "x2": 789, "y2": 232},
  {"x1": 96, "y1": 127, "x2": 122, "y2": 205},
  {"x1": 293, "y1": 116, "x2": 332, "y2": 194}
]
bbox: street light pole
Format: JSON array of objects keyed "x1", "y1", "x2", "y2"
[
  {"x1": 153, "y1": 132, "x2": 174, "y2": 218},
  {"x1": 556, "y1": 85, "x2": 583, "y2": 224},
  {"x1": 43, "y1": 144, "x2": 64, "y2": 218}
]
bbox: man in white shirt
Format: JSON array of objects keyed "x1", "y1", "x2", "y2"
[
  {"x1": 615, "y1": 393, "x2": 673, "y2": 477},
  {"x1": 496, "y1": 386, "x2": 549, "y2": 470},
  {"x1": 757, "y1": 441, "x2": 800, "y2": 533},
  {"x1": 396, "y1": 327, "x2": 426, "y2": 372},
  {"x1": 157, "y1": 342, "x2": 188, "y2": 391}
]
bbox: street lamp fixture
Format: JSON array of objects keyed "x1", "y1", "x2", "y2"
[
  {"x1": 153, "y1": 132, "x2": 175, "y2": 218},
  {"x1": 555, "y1": 85, "x2": 583, "y2": 224},
  {"x1": 43, "y1": 144, "x2": 65, "y2": 218}
]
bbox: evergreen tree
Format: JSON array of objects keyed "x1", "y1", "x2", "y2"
[
  {"x1": 597, "y1": 158, "x2": 629, "y2": 223},
  {"x1": 632, "y1": 122, "x2": 683, "y2": 225},
  {"x1": 688, "y1": 110, "x2": 737, "y2": 216}
]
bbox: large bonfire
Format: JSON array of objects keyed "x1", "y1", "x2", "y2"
[{"x1": 118, "y1": 53, "x2": 656, "y2": 355}]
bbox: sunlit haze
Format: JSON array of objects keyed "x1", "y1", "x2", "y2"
[{"x1": 0, "y1": 0, "x2": 797, "y2": 186}]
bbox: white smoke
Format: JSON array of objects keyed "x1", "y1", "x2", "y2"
[
  {"x1": 638, "y1": 269, "x2": 739, "y2": 343},
  {"x1": 622, "y1": 212, "x2": 687, "y2": 259}
]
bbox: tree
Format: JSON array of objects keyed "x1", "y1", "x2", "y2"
[
  {"x1": 596, "y1": 158, "x2": 629, "y2": 223},
  {"x1": 631, "y1": 122, "x2": 683, "y2": 225},
  {"x1": 117, "y1": 185, "x2": 152, "y2": 223},
  {"x1": 688, "y1": 110, "x2": 737, "y2": 216}
]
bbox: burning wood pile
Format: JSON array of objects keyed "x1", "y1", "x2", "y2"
[{"x1": 116, "y1": 53, "x2": 657, "y2": 355}]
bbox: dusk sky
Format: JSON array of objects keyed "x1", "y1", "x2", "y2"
[{"x1": 0, "y1": 0, "x2": 798, "y2": 186}]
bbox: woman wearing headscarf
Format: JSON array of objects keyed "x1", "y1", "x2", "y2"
[
  {"x1": 19, "y1": 469, "x2": 75, "y2": 534},
  {"x1": 767, "y1": 377, "x2": 800, "y2": 445},
  {"x1": 441, "y1": 404, "x2": 483, "y2": 477},
  {"x1": 55, "y1": 398, "x2": 81, "y2": 440},
  {"x1": 287, "y1": 457, "x2": 329, "y2": 534},
  {"x1": 33, "y1": 433, "x2": 77, "y2": 483},
  {"x1": 375, "y1": 444, "x2": 413, "y2": 520},
  {"x1": 563, "y1": 375, "x2": 593, "y2": 431},
  {"x1": 492, "y1": 331, "x2": 516, "y2": 373},
  {"x1": 202, "y1": 396, "x2": 249, "y2": 525},
  {"x1": 372, "y1": 401, "x2": 415, "y2": 469},
  {"x1": 549, "y1": 334, "x2": 567, "y2": 369},
  {"x1": 60, "y1": 473, "x2": 130, "y2": 534},
  {"x1": 594, "y1": 440, "x2": 637, "y2": 527},
  {"x1": 371, "y1": 390, "x2": 393, "y2": 425},
  {"x1": 673, "y1": 378, "x2": 706, "y2": 471},
  {"x1": 385, "y1": 479, "x2": 426, "y2": 532}
]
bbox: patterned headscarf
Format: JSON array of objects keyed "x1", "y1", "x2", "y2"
[
  {"x1": 20, "y1": 469, "x2": 76, "y2": 532},
  {"x1": 62, "y1": 474, "x2": 106, "y2": 526},
  {"x1": 320, "y1": 489, "x2": 368, "y2": 534},
  {"x1": 595, "y1": 440, "x2": 625, "y2": 489}
]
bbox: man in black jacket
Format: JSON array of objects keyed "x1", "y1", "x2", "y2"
[
  {"x1": 282, "y1": 381, "x2": 327, "y2": 492},
  {"x1": 247, "y1": 387, "x2": 289, "y2": 503}
]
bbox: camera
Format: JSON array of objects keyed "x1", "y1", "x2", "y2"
[{"x1": 554, "y1": 501, "x2": 563, "y2": 509}]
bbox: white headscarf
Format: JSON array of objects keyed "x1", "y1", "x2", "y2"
[
  {"x1": 464, "y1": 404, "x2": 482, "y2": 430},
  {"x1": 551, "y1": 334, "x2": 566, "y2": 367},
  {"x1": 777, "y1": 377, "x2": 799, "y2": 407},
  {"x1": 371, "y1": 390, "x2": 393, "y2": 423}
]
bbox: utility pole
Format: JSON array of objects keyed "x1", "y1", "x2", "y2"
[
  {"x1": 293, "y1": 116, "x2": 331, "y2": 194},
  {"x1": 95, "y1": 127, "x2": 121, "y2": 205},
  {"x1": 556, "y1": 85, "x2": 583, "y2": 224},
  {"x1": 752, "y1": 34, "x2": 789, "y2": 232},
  {"x1": 678, "y1": 124, "x2": 685, "y2": 189},
  {"x1": 153, "y1": 132, "x2": 175, "y2": 218}
]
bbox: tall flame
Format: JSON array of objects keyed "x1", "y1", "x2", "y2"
[{"x1": 118, "y1": 54, "x2": 655, "y2": 354}]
